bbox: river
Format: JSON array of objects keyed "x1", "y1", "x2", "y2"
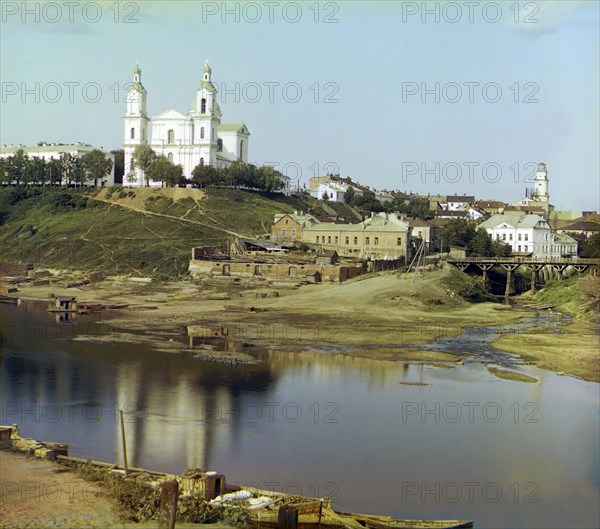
[{"x1": 1, "y1": 302, "x2": 598, "y2": 528}]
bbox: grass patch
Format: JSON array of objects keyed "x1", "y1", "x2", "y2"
[
  {"x1": 533, "y1": 275, "x2": 599, "y2": 320},
  {"x1": 488, "y1": 367, "x2": 538, "y2": 383},
  {"x1": 440, "y1": 267, "x2": 493, "y2": 303}
]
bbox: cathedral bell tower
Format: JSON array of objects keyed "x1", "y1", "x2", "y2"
[
  {"x1": 123, "y1": 64, "x2": 149, "y2": 186},
  {"x1": 532, "y1": 162, "x2": 549, "y2": 203}
]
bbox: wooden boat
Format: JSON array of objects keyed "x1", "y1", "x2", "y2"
[
  {"x1": 0, "y1": 295, "x2": 19, "y2": 304},
  {"x1": 221, "y1": 487, "x2": 473, "y2": 529}
]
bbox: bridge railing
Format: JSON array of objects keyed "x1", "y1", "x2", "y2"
[{"x1": 446, "y1": 256, "x2": 599, "y2": 265}]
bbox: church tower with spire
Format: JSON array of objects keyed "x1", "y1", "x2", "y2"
[{"x1": 123, "y1": 64, "x2": 149, "y2": 186}]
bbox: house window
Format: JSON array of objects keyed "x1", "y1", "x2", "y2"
[
  {"x1": 217, "y1": 138, "x2": 223, "y2": 151},
  {"x1": 345, "y1": 237, "x2": 349, "y2": 245},
  {"x1": 168, "y1": 129, "x2": 174, "y2": 143},
  {"x1": 328, "y1": 236, "x2": 331, "y2": 243},
  {"x1": 322, "y1": 236, "x2": 325, "y2": 243},
  {"x1": 334, "y1": 236, "x2": 338, "y2": 244},
  {"x1": 518, "y1": 245, "x2": 521, "y2": 252},
  {"x1": 239, "y1": 139, "x2": 244, "y2": 160},
  {"x1": 284, "y1": 219, "x2": 289, "y2": 224},
  {"x1": 191, "y1": 124, "x2": 195, "y2": 144},
  {"x1": 130, "y1": 127, "x2": 135, "y2": 139},
  {"x1": 201, "y1": 127, "x2": 205, "y2": 139},
  {"x1": 167, "y1": 153, "x2": 173, "y2": 162},
  {"x1": 374, "y1": 237, "x2": 379, "y2": 245},
  {"x1": 509, "y1": 234, "x2": 513, "y2": 241},
  {"x1": 397, "y1": 238, "x2": 402, "y2": 246},
  {"x1": 354, "y1": 237, "x2": 358, "y2": 245},
  {"x1": 292, "y1": 229, "x2": 296, "y2": 237},
  {"x1": 502, "y1": 234, "x2": 506, "y2": 241},
  {"x1": 525, "y1": 234, "x2": 529, "y2": 241},
  {"x1": 200, "y1": 157, "x2": 204, "y2": 166},
  {"x1": 316, "y1": 236, "x2": 319, "y2": 243},
  {"x1": 201, "y1": 98, "x2": 206, "y2": 113},
  {"x1": 366, "y1": 237, "x2": 370, "y2": 245},
  {"x1": 518, "y1": 233, "x2": 522, "y2": 241},
  {"x1": 496, "y1": 234, "x2": 500, "y2": 240},
  {"x1": 282, "y1": 229, "x2": 286, "y2": 237}
]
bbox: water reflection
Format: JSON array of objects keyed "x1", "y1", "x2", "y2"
[{"x1": 1, "y1": 302, "x2": 599, "y2": 529}]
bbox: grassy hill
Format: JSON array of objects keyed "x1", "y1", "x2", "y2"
[{"x1": 0, "y1": 187, "x2": 357, "y2": 278}]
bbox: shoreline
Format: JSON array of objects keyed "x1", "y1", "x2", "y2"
[{"x1": 5, "y1": 268, "x2": 599, "y2": 382}]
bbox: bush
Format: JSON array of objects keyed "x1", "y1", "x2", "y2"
[{"x1": 442, "y1": 268, "x2": 492, "y2": 303}]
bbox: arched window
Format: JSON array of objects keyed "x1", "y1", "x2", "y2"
[
  {"x1": 167, "y1": 129, "x2": 174, "y2": 143},
  {"x1": 167, "y1": 153, "x2": 173, "y2": 162},
  {"x1": 201, "y1": 98, "x2": 206, "y2": 113},
  {"x1": 130, "y1": 127, "x2": 135, "y2": 139},
  {"x1": 200, "y1": 127, "x2": 205, "y2": 139},
  {"x1": 200, "y1": 157, "x2": 204, "y2": 166},
  {"x1": 239, "y1": 139, "x2": 244, "y2": 160},
  {"x1": 217, "y1": 138, "x2": 223, "y2": 151}
]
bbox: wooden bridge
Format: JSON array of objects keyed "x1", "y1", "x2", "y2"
[{"x1": 446, "y1": 257, "x2": 600, "y2": 297}]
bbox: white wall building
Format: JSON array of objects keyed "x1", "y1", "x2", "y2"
[
  {"x1": 0, "y1": 144, "x2": 115, "y2": 186},
  {"x1": 479, "y1": 213, "x2": 577, "y2": 258},
  {"x1": 123, "y1": 62, "x2": 250, "y2": 187}
]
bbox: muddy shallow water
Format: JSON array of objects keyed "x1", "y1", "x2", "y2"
[{"x1": 1, "y1": 302, "x2": 598, "y2": 529}]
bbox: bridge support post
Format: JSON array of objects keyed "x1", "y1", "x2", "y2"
[
  {"x1": 573, "y1": 264, "x2": 589, "y2": 276},
  {"x1": 476, "y1": 263, "x2": 494, "y2": 292},
  {"x1": 530, "y1": 264, "x2": 544, "y2": 294},
  {"x1": 501, "y1": 264, "x2": 520, "y2": 300},
  {"x1": 552, "y1": 264, "x2": 568, "y2": 281}
]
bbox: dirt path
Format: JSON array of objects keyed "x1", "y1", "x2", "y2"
[{"x1": 0, "y1": 451, "x2": 121, "y2": 528}]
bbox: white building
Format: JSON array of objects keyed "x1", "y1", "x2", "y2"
[
  {"x1": 123, "y1": 62, "x2": 250, "y2": 187},
  {"x1": 444, "y1": 195, "x2": 475, "y2": 211},
  {"x1": 0, "y1": 144, "x2": 115, "y2": 186},
  {"x1": 312, "y1": 181, "x2": 367, "y2": 202},
  {"x1": 479, "y1": 213, "x2": 577, "y2": 258}
]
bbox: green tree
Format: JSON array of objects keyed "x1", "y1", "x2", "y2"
[
  {"x1": 131, "y1": 144, "x2": 158, "y2": 186},
  {"x1": 581, "y1": 232, "x2": 600, "y2": 258},
  {"x1": 491, "y1": 239, "x2": 512, "y2": 257},
  {"x1": 470, "y1": 228, "x2": 493, "y2": 256},
  {"x1": 59, "y1": 153, "x2": 82, "y2": 186},
  {"x1": 24, "y1": 156, "x2": 48, "y2": 186},
  {"x1": 440, "y1": 218, "x2": 477, "y2": 248},
  {"x1": 47, "y1": 158, "x2": 63, "y2": 185},
  {"x1": 81, "y1": 149, "x2": 113, "y2": 187},
  {"x1": 7, "y1": 149, "x2": 29, "y2": 185},
  {"x1": 191, "y1": 163, "x2": 219, "y2": 188},
  {"x1": 344, "y1": 186, "x2": 355, "y2": 204},
  {"x1": 145, "y1": 155, "x2": 184, "y2": 187},
  {"x1": 110, "y1": 149, "x2": 125, "y2": 184}
]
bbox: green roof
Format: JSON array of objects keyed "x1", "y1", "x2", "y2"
[
  {"x1": 0, "y1": 144, "x2": 107, "y2": 154},
  {"x1": 553, "y1": 232, "x2": 577, "y2": 244},
  {"x1": 479, "y1": 213, "x2": 547, "y2": 230},
  {"x1": 217, "y1": 124, "x2": 249, "y2": 133}
]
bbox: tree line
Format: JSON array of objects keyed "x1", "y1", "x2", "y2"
[
  {"x1": 129, "y1": 144, "x2": 285, "y2": 191},
  {"x1": 0, "y1": 148, "x2": 114, "y2": 187},
  {"x1": 439, "y1": 218, "x2": 512, "y2": 257}
]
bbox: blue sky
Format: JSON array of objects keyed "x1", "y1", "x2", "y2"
[{"x1": 1, "y1": 1, "x2": 598, "y2": 210}]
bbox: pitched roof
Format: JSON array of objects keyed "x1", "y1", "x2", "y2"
[
  {"x1": 447, "y1": 195, "x2": 475, "y2": 202},
  {"x1": 553, "y1": 232, "x2": 578, "y2": 244},
  {"x1": 479, "y1": 213, "x2": 547, "y2": 230},
  {"x1": 217, "y1": 124, "x2": 249, "y2": 133},
  {"x1": 559, "y1": 221, "x2": 600, "y2": 232}
]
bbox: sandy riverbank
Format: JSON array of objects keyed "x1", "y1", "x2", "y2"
[{"x1": 8, "y1": 267, "x2": 599, "y2": 381}]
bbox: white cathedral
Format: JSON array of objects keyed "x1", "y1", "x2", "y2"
[{"x1": 123, "y1": 61, "x2": 250, "y2": 187}]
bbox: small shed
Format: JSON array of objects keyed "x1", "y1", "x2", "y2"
[
  {"x1": 55, "y1": 296, "x2": 77, "y2": 311},
  {"x1": 316, "y1": 250, "x2": 338, "y2": 265},
  {"x1": 180, "y1": 469, "x2": 226, "y2": 500},
  {"x1": 306, "y1": 270, "x2": 322, "y2": 284}
]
